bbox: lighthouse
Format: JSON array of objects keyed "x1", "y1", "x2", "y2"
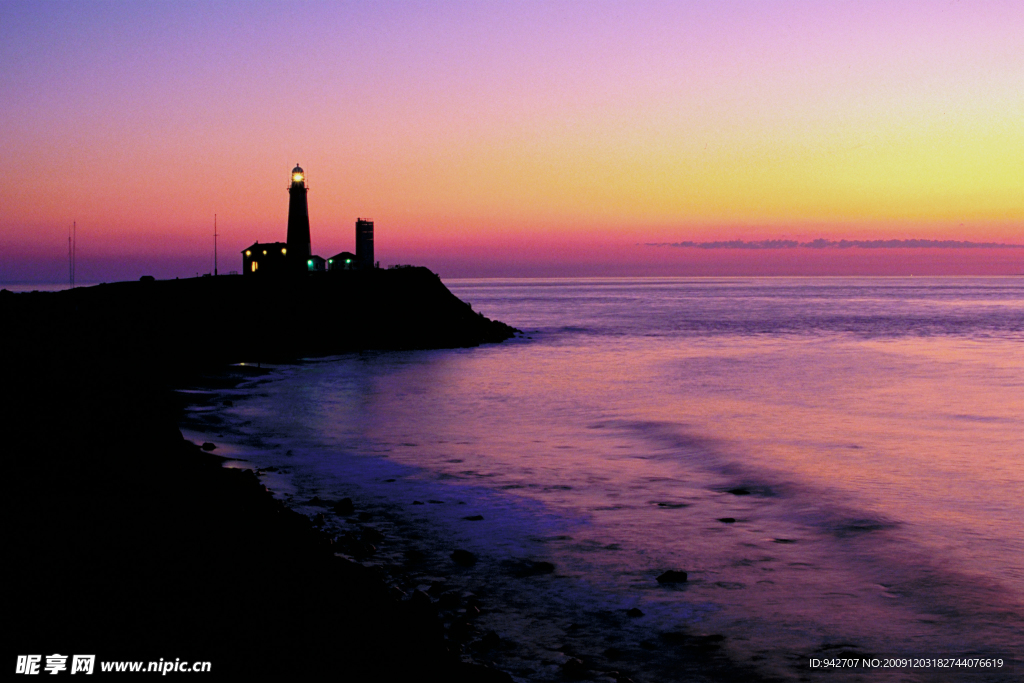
[{"x1": 286, "y1": 163, "x2": 311, "y2": 271}]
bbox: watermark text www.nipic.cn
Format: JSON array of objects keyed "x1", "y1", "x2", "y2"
[{"x1": 16, "y1": 655, "x2": 213, "y2": 675}]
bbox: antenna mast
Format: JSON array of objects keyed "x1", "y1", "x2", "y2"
[
  {"x1": 72, "y1": 221, "x2": 76, "y2": 288},
  {"x1": 214, "y1": 214, "x2": 218, "y2": 276}
]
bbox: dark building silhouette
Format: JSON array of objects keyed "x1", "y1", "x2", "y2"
[
  {"x1": 287, "y1": 164, "x2": 311, "y2": 271},
  {"x1": 356, "y1": 218, "x2": 374, "y2": 269},
  {"x1": 242, "y1": 165, "x2": 379, "y2": 275},
  {"x1": 328, "y1": 252, "x2": 357, "y2": 270},
  {"x1": 242, "y1": 242, "x2": 288, "y2": 275}
]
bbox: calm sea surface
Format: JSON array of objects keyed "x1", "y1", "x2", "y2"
[{"x1": 187, "y1": 277, "x2": 1023, "y2": 681}]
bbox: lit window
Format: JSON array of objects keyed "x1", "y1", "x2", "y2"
[
  {"x1": 262, "y1": 250, "x2": 267, "y2": 255},
  {"x1": 245, "y1": 250, "x2": 251, "y2": 256},
  {"x1": 251, "y1": 261, "x2": 258, "y2": 272},
  {"x1": 281, "y1": 248, "x2": 287, "y2": 255}
]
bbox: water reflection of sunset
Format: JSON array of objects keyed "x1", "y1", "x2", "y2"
[{"x1": 211, "y1": 277, "x2": 1022, "y2": 676}]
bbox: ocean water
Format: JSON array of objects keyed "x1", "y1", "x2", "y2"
[{"x1": 185, "y1": 277, "x2": 1023, "y2": 681}]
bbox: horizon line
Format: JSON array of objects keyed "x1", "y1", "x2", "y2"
[{"x1": 647, "y1": 239, "x2": 1024, "y2": 250}]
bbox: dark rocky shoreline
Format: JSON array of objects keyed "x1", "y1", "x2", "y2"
[
  {"x1": 4, "y1": 271, "x2": 518, "y2": 679},
  {"x1": 175, "y1": 365, "x2": 762, "y2": 683}
]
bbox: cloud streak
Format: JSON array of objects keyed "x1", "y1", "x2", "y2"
[{"x1": 647, "y1": 239, "x2": 1024, "y2": 250}]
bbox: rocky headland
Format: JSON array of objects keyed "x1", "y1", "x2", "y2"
[{"x1": 4, "y1": 269, "x2": 517, "y2": 679}]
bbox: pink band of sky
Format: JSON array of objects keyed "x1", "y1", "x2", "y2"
[{"x1": 2, "y1": 0, "x2": 1021, "y2": 280}]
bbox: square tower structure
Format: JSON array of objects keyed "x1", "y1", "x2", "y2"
[{"x1": 356, "y1": 218, "x2": 374, "y2": 269}]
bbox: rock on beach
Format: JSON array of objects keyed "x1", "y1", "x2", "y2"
[
  {"x1": 451, "y1": 549, "x2": 478, "y2": 566},
  {"x1": 656, "y1": 570, "x2": 688, "y2": 584}
]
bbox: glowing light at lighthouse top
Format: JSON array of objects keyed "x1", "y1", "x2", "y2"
[{"x1": 286, "y1": 162, "x2": 311, "y2": 266}]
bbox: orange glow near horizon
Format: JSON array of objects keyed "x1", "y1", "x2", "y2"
[{"x1": 1, "y1": 2, "x2": 1021, "y2": 281}]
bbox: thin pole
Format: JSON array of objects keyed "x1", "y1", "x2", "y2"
[
  {"x1": 214, "y1": 213, "x2": 218, "y2": 276},
  {"x1": 69, "y1": 224, "x2": 72, "y2": 288},
  {"x1": 72, "y1": 221, "x2": 76, "y2": 288}
]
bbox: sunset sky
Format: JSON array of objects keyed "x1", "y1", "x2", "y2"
[{"x1": 2, "y1": 0, "x2": 1021, "y2": 281}]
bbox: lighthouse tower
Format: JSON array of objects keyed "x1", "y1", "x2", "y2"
[{"x1": 286, "y1": 164, "x2": 311, "y2": 271}]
